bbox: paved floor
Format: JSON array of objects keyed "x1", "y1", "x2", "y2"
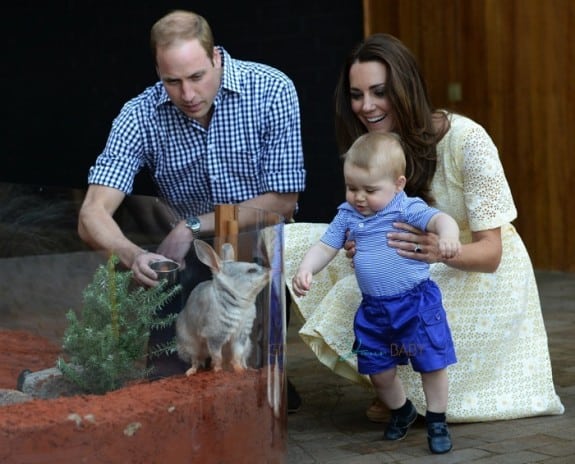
[{"x1": 286, "y1": 270, "x2": 575, "y2": 463}]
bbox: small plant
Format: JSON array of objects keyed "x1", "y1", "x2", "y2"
[{"x1": 58, "y1": 254, "x2": 181, "y2": 394}]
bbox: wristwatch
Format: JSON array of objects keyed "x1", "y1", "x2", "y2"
[{"x1": 185, "y1": 215, "x2": 201, "y2": 239}]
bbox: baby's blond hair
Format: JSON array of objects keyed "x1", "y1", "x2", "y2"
[{"x1": 342, "y1": 132, "x2": 406, "y2": 179}]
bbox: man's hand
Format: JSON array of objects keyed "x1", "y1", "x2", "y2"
[
  {"x1": 156, "y1": 221, "x2": 194, "y2": 268},
  {"x1": 131, "y1": 250, "x2": 172, "y2": 287}
]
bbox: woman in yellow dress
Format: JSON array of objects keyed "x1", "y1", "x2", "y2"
[{"x1": 284, "y1": 33, "x2": 564, "y2": 422}]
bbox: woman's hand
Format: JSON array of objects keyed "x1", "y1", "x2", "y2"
[
  {"x1": 345, "y1": 222, "x2": 502, "y2": 272},
  {"x1": 344, "y1": 222, "x2": 442, "y2": 264},
  {"x1": 387, "y1": 222, "x2": 442, "y2": 264},
  {"x1": 343, "y1": 228, "x2": 358, "y2": 266},
  {"x1": 343, "y1": 236, "x2": 356, "y2": 262}
]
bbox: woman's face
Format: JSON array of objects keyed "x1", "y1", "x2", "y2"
[{"x1": 349, "y1": 60, "x2": 395, "y2": 133}]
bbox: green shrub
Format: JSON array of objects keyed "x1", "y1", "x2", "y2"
[{"x1": 58, "y1": 254, "x2": 181, "y2": 394}]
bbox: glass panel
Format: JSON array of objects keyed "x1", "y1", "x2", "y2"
[{"x1": 0, "y1": 182, "x2": 286, "y2": 463}]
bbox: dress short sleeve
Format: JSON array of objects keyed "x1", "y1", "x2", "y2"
[{"x1": 433, "y1": 114, "x2": 517, "y2": 234}]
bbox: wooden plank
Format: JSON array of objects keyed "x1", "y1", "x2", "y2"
[
  {"x1": 362, "y1": 0, "x2": 575, "y2": 271},
  {"x1": 214, "y1": 204, "x2": 239, "y2": 258}
]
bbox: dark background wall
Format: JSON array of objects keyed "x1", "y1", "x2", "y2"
[{"x1": 3, "y1": 1, "x2": 363, "y2": 224}]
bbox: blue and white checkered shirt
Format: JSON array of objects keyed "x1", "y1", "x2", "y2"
[
  {"x1": 88, "y1": 47, "x2": 306, "y2": 219},
  {"x1": 321, "y1": 191, "x2": 440, "y2": 297}
]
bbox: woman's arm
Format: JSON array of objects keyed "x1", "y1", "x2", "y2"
[{"x1": 386, "y1": 223, "x2": 502, "y2": 273}]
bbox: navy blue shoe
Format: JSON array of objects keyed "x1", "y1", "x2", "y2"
[
  {"x1": 427, "y1": 421, "x2": 452, "y2": 454},
  {"x1": 383, "y1": 403, "x2": 417, "y2": 440}
]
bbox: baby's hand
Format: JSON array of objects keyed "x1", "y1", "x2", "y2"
[
  {"x1": 438, "y1": 237, "x2": 461, "y2": 259},
  {"x1": 292, "y1": 270, "x2": 313, "y2": 297}
]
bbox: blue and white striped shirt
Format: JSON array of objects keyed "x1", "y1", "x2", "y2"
[
  {"x1": 321, "y1": 191, "x2": 440, "y2": 297},
  {"x1": 88, "y1": 47, "x2": 306, "y2": 219}
]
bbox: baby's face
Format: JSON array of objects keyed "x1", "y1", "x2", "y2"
[{"x1": 344, "y1": 163, "x2": 402, "y2": 216}]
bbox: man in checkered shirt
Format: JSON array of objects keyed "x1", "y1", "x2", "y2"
[{"x1": 78, "y1": 10, "x2": 305, "y2": 409}]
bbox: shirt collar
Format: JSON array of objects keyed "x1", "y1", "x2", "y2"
[
  {"x1": 158, "y1": 87, "x2": 170, "y2": 107},
  {"x1": 218, "y1": 46, "x2": 241, "y2": 94},
  {"x1": 339, "y1": 190, "x2": 407, "y2": 218}
]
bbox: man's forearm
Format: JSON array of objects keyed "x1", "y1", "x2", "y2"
[{"x1": 78, "y1": 211, "x2": 142, "y2": 268}]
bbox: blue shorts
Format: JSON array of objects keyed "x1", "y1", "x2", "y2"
[{"x1": 353, "y1": 279, "x2": 457, "y2": 375}]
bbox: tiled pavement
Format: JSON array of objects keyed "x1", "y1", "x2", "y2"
[{"x1": 286, "y1": 270, "x2": 575, "y2": 463}]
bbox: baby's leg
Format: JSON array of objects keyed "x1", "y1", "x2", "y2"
[
  {"x1": 420, "y1": 368, "x2": 448, "y2": 413},
  {"x1": 372, "y1": 367, "x2": 418, "y2": 442},
  {"x1": 370, "y1": 366, "x2": 406, "y2": 410},
  {"x1": 420, "y1": 368, "x2": 452, "y2": 454}
]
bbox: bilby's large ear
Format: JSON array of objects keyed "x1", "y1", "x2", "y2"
[
  {"x1": 193, "y1": 240, "x2": 222, "y2": 272},
  {"x1": 220, "y1": 242, "x2": 235, "y2": 261}
]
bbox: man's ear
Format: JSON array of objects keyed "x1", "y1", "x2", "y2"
[
  {"x1": 213, "y1": 47, "x2": 222, "y2": 67},
  {"x1": 396, "y1": 175, "x2": 407, "y2": 191}
]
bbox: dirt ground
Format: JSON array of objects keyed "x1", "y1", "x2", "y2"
[{"x1": 0, "y1": 329, "x2": 286, "y2": 464}]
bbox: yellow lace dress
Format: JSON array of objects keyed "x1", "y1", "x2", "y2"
[{"x1": 285, "y1": 114, "x2": 564, "y2": 422}]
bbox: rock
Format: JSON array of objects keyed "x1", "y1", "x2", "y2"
[
  {"x1": 0, "y1": 388, "x2": 33, "y2": 406},
  {"x1": 18, "y1": 367, "x2": 83, "y2": 399}
]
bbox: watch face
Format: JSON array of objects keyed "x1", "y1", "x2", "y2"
[{"x1": 186, "y1": 216, "x2": 201, "y2": 234}]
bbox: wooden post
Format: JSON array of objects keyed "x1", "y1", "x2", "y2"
[{"x1": 214, "y1": 204, "x2": 239, "y2": 257}]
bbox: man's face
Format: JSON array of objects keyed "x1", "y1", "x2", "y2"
[{"x1": 156, "y1": 39, "x2": 222, "y2": 128}]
